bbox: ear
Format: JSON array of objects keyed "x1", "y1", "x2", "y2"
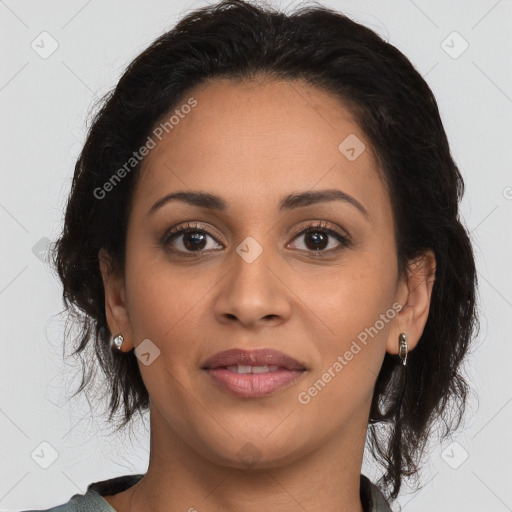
[
  {"x1": 98, "y1": 248, "x2": 134, "y2": 352},
  {"x1": 386, "y1": 249, "x2": 436, "y2": 356}
]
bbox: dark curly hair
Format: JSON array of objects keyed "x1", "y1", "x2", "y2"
[{"x1": 50, "y1": 0, "x2": 479, "y2": 502}]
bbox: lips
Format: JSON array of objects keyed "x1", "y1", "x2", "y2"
[
  {"x1": 202, "y1": 348, "x2": 308, "y2": 398},
  {"x1": 201, "y1": 348, "x2": 307, "y2": 371}
]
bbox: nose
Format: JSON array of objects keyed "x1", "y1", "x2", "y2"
[{"x1": 212, "y1": 242, "x2": 292, "y2": 329}]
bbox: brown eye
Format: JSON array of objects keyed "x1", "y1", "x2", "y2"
[
  {"x1": 162, "y1": 222, "x2": 223, "y2": 255},
  {"x1": 289, "y1": 221, "x2": 351, "y2": 254}
]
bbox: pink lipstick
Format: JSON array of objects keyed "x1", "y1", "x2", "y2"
[{"x1": 202, "y1": 348, "x2": 307, "y2": 398}]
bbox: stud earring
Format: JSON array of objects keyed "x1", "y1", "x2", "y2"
[
  {"x1": 398, "y1": 332, "x2": 408, "y2": 366},
  {"x1": 112, "y1": 334, "x2": 124, "y2": 351}
]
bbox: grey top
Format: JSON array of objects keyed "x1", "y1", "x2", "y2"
[{"x1": 21, "y1": 473, "x2": 392, "y2": 511}]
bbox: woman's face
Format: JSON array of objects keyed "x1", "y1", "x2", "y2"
[{"x1": 102, "y1": 77, "x2": 417, "y2": 469}]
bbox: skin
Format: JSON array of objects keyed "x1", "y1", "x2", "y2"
[{"x1": 99, "y1": 77, "x2": 435, "y2": 512}]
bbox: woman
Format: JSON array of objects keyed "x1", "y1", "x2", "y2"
[{"x1": 28, "y1": 0, "x2": 478, "y2": 510}]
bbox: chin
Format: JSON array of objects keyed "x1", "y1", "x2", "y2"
[{"x1": 198, "y1": 433, "x2": 308, "y2": 470}]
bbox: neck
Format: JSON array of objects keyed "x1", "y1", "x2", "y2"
[{"x1": 124, "y1": 404, "x2": 368, "y2": 512}]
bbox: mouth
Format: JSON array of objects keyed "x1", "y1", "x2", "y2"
[
  {"x1": 201, "y1": 348, "x2": 308, "y2": 398},
  {"x1": 215, "y1": 364, "x2": 289, "y2": 373},
  {"x1": 201, "y1": 347, "x2": 307, "y2": 371}
]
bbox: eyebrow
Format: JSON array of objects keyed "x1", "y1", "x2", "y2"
[{"x1": 146, "y1": 189, "x2": 369, "y2": 219}]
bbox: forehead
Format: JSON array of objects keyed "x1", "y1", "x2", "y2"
[{"x1": 132, "y1": 77, "x2": 388, "y2": 219}]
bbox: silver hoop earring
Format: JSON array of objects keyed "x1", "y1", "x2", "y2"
[{"x1": 398, "y1": 332, "x2": 408, "y2": 366}]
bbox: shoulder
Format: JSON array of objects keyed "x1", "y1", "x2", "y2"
[
  {"x1": 18, "y1": 474, "x2": 145, "y2": 512},
  {"x1": 19, "y1": 492, "x2": 111, "y2": 512},
  {"x1": 360, "y1": 474, "x2": 393, "y2": 512}
]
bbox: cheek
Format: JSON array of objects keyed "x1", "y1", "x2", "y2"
[
  {"x1": 125, "y1": 264, "x2": 200, "y2": 342},
  {"x1": 302, "y1": 248, "x2": 398, "y2": 397},
  {"x1": 122, "y1": 250, "x2": 204, "y2": 399},
  {"x1": 315, "y1": 252, "x2": 397, "y2": 336},
  {"x1": 123, "y1": 242, "x2": 222, "y2": 370}
]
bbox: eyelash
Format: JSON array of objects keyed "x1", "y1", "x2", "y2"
[{"x1": 161, "y1": 220, "x2": 351, "y2": 257}]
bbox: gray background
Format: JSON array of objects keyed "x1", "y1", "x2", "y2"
[{"x1": 1, "y1": 0, "x2": 511, "y2": 510}]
